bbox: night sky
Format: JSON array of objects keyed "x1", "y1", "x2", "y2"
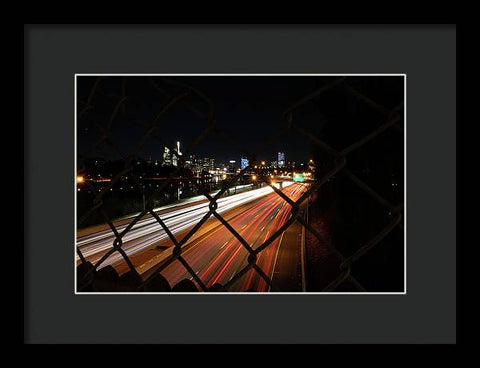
[{"x1": 76, "y1": 75, "x2": 404, "y2": 165}]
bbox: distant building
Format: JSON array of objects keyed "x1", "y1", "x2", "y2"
[
  {"x1": 177, "y1": 141, "x2": 182, "y2": 156},
  {"x1": 228, "y1": 160, "x2": 236, "y2": 173},
  {"x1": 270, "y1": 161, "x2": 278, "y2": 168},
  {"x1": 162, "y1": 147, "x2": 171, "y2": 166},
  {"x1": 185, "y1": 154, "x2": 195, "y2": 169},
  {"x1": 278, "y1": 152, "x2": 285, "y2": 168},
  {"x1": 163, "y1": 141, "x2": 182, "y2": 167},
  {"x1": 240, "y1": 157, "x2": 249, "y2": 170},
  {"x1": 172, "y1": 141, "x2": 182, "y2": 167},
  {"x1": 194, "y1": 157, "x2": 213, "y2": 172}
]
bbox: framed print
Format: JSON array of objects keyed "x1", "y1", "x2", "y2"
[
  {"x1": 75, "y1": 73, "x2": 406, "y2": 295},
  {"x1": 25, "y1": 24, "x2": 456, "y2": 344}
]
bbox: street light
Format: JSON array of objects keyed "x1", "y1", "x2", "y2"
[
  {"x1": 77, "y1": 176, "x2": 84, "y2": 183},
  {"x1": 252, "y1": 175, "x2": 257, "y2": 181}
]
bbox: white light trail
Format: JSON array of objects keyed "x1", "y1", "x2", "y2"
[{"x1": 77, "y1": 181, "x2": 294, "y2": 268}]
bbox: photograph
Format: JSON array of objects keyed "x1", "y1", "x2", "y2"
[{"x1": 75, "y1": 74, "x2": 406, "y2": 294}]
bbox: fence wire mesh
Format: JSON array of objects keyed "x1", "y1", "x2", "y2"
[{"x1": 76, "y1": 76, "x2": 404, "y2": 293}]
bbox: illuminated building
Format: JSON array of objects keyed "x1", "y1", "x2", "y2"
[
  {"x1": 172, "y1": 141, "x2": 182, "y2": 167},
  {"x1": 278, "y1": 152, "x2": 285, "y2": 168},
  {"x1": 162, "y1": 147, "x2": 171, "y2": 166},
  {"x1": 163, "y1": 141, "x2": 182, "y2": 167},
  {"x1": 228, "y1": 160, "x2": 236, "y2": 173},
  {"x1": 240, "y1": 157, "x2": 249, "y2": 170},
  {"x1": 200, "y1": 158, "x2": 214, "y2": 171}
]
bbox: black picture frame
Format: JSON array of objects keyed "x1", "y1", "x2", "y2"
[{"x1": 24, "y1": 23, "x2": 458, "y2": 345}]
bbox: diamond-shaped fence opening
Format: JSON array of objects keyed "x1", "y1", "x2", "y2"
[
  {"x1": 76, "y1": 76, "x2": 404, "y2": 293},
  {"x1": 287, "y1": 78, "x2": 404, "y2": 292}
]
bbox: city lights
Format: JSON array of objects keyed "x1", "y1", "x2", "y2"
[
  {"x1": 74, "y1": 74, "x2": 405, "y2": 295},
  {"x1": 293, "y1": 173, "x2": 305, "y2": 182}
]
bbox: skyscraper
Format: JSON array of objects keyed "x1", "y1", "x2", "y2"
[
  {"x1": 177, "y1": 141, "x2": 182, "y2": 156},
  {"x1": 172, "y1": 141, "x2": 182, "y2": 167},
  {"x1": 278, "y1": 152, "x2": 285, "y2": 168},
  {"x1": 162, "y1": 147, "x2": 171, "y2": 166},
  {"x1": 240, "y1": 157, "x2": 249, "y2": 170},
  {"x1": 164, "y1": 141, "x2": 182, "y2": 167}
]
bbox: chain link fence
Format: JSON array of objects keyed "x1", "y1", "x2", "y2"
[{"x1": 76, "y1": 75, "x2": 404, "y2": 293}]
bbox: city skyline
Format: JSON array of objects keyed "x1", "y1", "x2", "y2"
[
  {"x1": 76, "y1": 76, "x2": 331, "y2": 164},
  {"x1": 76, "y1": 75, "x2": 405, "y2": 294},
  {"x1": 85, "y1": 141, "x2": 305, "y2": 171}
]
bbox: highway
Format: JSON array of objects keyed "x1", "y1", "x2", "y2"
[
  {"x1": 159, "y1": 182, "x2": 307, "y2": 291},
  {"x1": 77, "y1": 181, "x2": 308, "y2": 291}
]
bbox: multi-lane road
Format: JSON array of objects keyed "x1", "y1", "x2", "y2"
[
  {"x1": 160, "y1": 183, "x2": 307, "y2": 291},
  {"x1": 77, "y1": 181, "x2": 308, "y2": 291}
]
